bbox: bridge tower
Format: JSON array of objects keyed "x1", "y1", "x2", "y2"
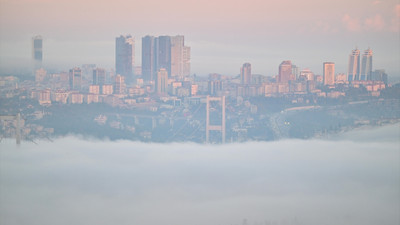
[{"x1": 206, "y1": 96, "x2": 225, "y2": 143}]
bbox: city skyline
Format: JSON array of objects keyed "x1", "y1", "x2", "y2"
[
  {"x1": 28, "y1": 34, "x2": 387, "y2": 89},
  {"x1": 0, "y1": 0, "x2": 398, "y2": 77},
  {"x1": 1, "y1": 1, "x2": 399, "y2": 224}
]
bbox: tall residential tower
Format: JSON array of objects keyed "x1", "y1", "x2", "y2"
[
  {"x1": 116, "y1": 35, "x2": 135, "y2": 84},
  {"x1": 278, "y1": 60, "x2": 293, "y2": 83},
  {"x1": 142, "y1": 35, "x2": 191, "y2": 82},
  {"x1": 348, "y1": 48, "x2": 360, "y2": 81},
  {"x1": 32, "y1": 35, "x2": 43, "y2": 71},
  {"x1": 142, "y1": 35, "x2": 156, "y2": 82},
  {"x1": 360, "y1": 48, "x2": 373, "y2": 80},
  {"x1": 323, "y1": 62, "x2": 335, "y2": 86},
  {"x1": 240, "y1": 63, "x2": 252, "y2": 84}
]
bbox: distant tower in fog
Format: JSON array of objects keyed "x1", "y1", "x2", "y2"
[
  {"x1": 142, "y1": 35, "x2": 156, "y2": 82},
  {"x1": 278, "y1": 60, "x2": 293, "y2": 83},
  {"x1": 240, "y1": 63, "x2": 251, "y2": 84},
  {"x1": 348, "y1": 48, "x2": 360, "y2": 81},
  {"x1": 323, "y1": 62, "x2": 335, "y2": 86},
  {"x1": 69, "y1": 67, "x2": 82, "y2": 90},
  {"x1": 114, "y1": 74, "x2": 126, "y2": 94},
  {"x1": 183, "y1": 46, "x2": 191, "y2": 77},
  {"x1": 170, "y1": 35, "x2": 191, "y2": 78},
  {"x1": 93, "y1": 68, "x2": 106, "y2": 85},
  {"x1": 116, "y1": 35, "x2": 134, "y2": 84},
  {"x1": 292, "y1": 65, "x2": 299, "y2": 80},
  {"x1": 360, "y1": 48, "x2": 373, "y2": 80},
  {"x1": 155, "y1": 36, "x2": 171, "y2": 77},
  {"x1": 156, "y1": 68, "x2": 168, "y2": 94},
  {"x1": 170, "y1": 35, "x2": 184, "y2": 78},
  {"x1": 32, "y1": 35, "x2": 43, "y2": 71},
  {"x1": 142, "y1": 35, "x2": 190, "y2": 82}
]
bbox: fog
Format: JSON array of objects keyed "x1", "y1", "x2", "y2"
[{"x1": 0, "y1": 125, "x2": 399, "y2": 225}]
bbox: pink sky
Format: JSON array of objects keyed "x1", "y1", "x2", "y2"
[{"x1": 0, "y1": 0, "x2": 399, "y2": 76}]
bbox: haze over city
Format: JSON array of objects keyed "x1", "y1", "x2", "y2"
[
  {"x1": 0, "y1": 0, "x2": 399, "y2": 76},
  {"x1": 1, "y1": 0, "x2": 400, "y2": 224}
]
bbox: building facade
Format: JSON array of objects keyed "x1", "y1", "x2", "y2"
[
  {"x1": 142, "y1": 35, "x2": 156, "y2": 82},
  {"x1": 142, "y1": 35, "x2": 190, "y2": 82},
  {"x1": 348, "y1": 48, "x2": 360, "y2": 81},
  {"x1": 155, "y1": 36, "x2": 171, "y2": 77},
  {"x1": 278, "y1": 60, "x2": 293, "y2": 83},
  {"x1": 323, "y1": 62, "x2": 335, "y2": 86},
  {"x1": 32, "y1": 35, "x2": 43, "y2": 72},
  {"x1": 360, "y1": 48, "x2": 373, "y2": 81},
  {"x1": 116, "y1": 35, "x2": 134, "y2": 84},
  {"x1": 240, "y1": 63, "x2": 252, "y2": 85},
  {"x1": 156, "y1": 68, "x2": 168, "y2": 94},
  {"x1": 69, "y1": 67, "x2": 82, "y2": 91}
]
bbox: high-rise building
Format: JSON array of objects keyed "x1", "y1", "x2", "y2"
[
  {"x1": 35, "y1": 68, "x2": 47, "y2": 84},
  {"x1": 171, "y1": 35, "x2": 184, "y2": 78},
  {"x1": 155, "y1": 36, "x2": 171, "y2": 77},
  {"x1": 142, "y1": 35, "x2": 156, "y2": 82},
  {"x1": 348, "y1": 48, "x2": 360, "y2": 81},
  {"x1": 292, "y1": 65, "x2": 299, "y2": 80},
  {"x1": 183, "y1": 46, "x2": 191, "y2": 77},
  {"x1": 278, "y1": 60, "x2": 293, "y2": 83},
  {"x1": 82, "y1": 64, "x2": 96, "y2": 80},
  {"x1": 156, "y1": 68, "x2": 168, "y2": 94},
  {"x1": 69, "y1": 67, "x2": 82, "y2": 90},
  {"x1": 170, "y1": 35, "x2": 191, "y2": 78},
  {"x1": 114, "y1": 74, "x2": 126, "y2": 94},
  {"x1": 240, "y1": 63, "x2": 251, "y2": 84},
  {"x1": 323, "y1": 62, "x2": 335, "y2": 86},
  {"x1": 143, "y1": 35, "x2": 190, "y2": 82},
  {"x1": 116, "y1": 35, "x2": 134, "y2": 84},
  {"x1": 360, "y1": 48, "x2": 373, "y2": 80},
  {"x1": 32, "y1": 35, "x2": 43, "y2": 71},
  {"x1": 371, "y1": 69, "x2": 388, "y2": 85},
  {"x1": 299, "y1": 69, "x2": 314, "y2": 81},
  {"x1": 93, "y1": 68, "x2": 106, "y2": 85},
  {"x1": 208, "y1": 80, "x2": 223, "y2": 96}
]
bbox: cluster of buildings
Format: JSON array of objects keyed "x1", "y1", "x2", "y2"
[
  {"x1": 114, "y1": 35, "x2": 191, "y2": 85},
  {"x1": 0, "y1": 37, "x2": 396, "y2": 144},
  {"x1": 234, "y1": 47, "x2": 386, "y2": 98},
  {"x1": 20, "y1": 36, "x2": 390, "y2": 108}
]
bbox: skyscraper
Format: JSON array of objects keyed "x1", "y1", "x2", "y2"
[
  {"x1": 348, "y1": 48, "x2": 360, "y2": 81},
  {"x1": 360, "y1": 48, "x2": 373, "y2": 80},
  {"x1": 32, "y1": 35, "x2": 43, "y2": 71},
  {"x1": 183, "y1": 46, "x2": 191, "y2": 77},
  {"x1": 323, "y1": 62, "x2": 335, "y2": 86},
  {"x1": 278, "y1": 60, "x2": 293, "y2": 83},
  {"x1": 114, "y1": 74, "x2": 126, "y2": 94},
  {"x1": 171, "y1": 35, "x2": 184, "y2": 78},
  {"x1": 170, "y1": 35, "x2": 191, "y2": 78},
  {"x1": 240, "y1": 63, "x2": 251, "y2": 84},
  {"x1": 155, "y1": 36, "x2": 171, "y2": 77},
  {"x1": 143, "y1": 35, "x2": 190, "y2": 82},
  {"x1": 292, "y1": 65, "x2": 299, "y2": 80},
  {"x1": 93, "y1": 68, "x2": 106, "y2": 93},
  {"x1": 156, "y1": 68, "x2": 168, "y2": 94},
  {"x1": 142, "y1": 35, "x2": 156, "y2": 82},
  {"x1": 69, "y1": 67, "x2": 82, "y2": 90},
  {"x1": 116, "y1": 35, "x2": 134, "y2": 84}
]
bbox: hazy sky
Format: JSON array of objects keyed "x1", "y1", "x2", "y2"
[
  {"x1": 0, "y1": 0, "x2": 399, "y2": 76},
  {"x1": 1, "y1": 125, "x2": 399, "y2": 225}
]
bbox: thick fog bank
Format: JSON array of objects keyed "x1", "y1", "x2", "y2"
[{"x1": 0, "y1": 125, "x2": 399, "y2": 225}]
